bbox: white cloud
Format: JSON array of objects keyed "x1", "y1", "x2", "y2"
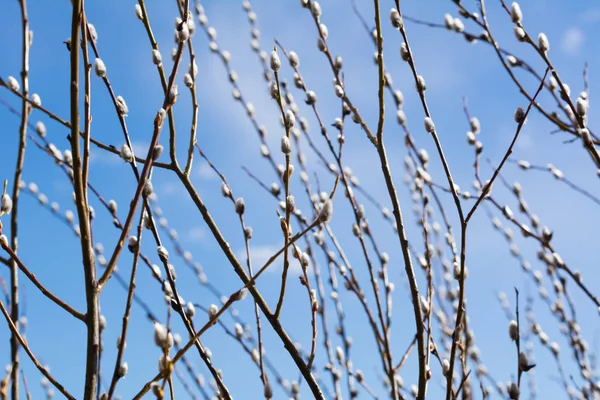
[
  {"x1": 581, "y1": 8, "x2": 600, "y2": 23},
  {"x1": 159, "y1": 181, "x2": 181, "y2": 196},
  {"x1": 90, "y1": 143, "x2": 125, "y2": 165},
  {"x1": 516, "y1": 133, "x2": 532, "y2": 151},
  {"x1": 187, "y1": 226, "x2": 206, "y2": 243},
  {"x1": 239, "y1": 244, "x2": 306, "y2": 276},
  {"x1": 561, "y1": 27, "x2": 584, "y2": 55},
  {"x1": 197, "y1": 162, "x2": 217, "y2": 180},
  {"x1": 131, "y1": 141, "x2": 150, "y2": 159}
]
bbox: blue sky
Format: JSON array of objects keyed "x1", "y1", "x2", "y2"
[{"x1": 1, "y1": 0, "x2": 600, "y2": 399}]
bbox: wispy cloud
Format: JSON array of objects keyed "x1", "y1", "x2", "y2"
[
  {"x1": 580, "y1": 7, "x2": 600, "y2": 23},
  {"x1": 197, "y1": 162, "x2": 217, "y2": 180},
  {"x1": 238, "y1": 244, "x2": 306, "y2": 276},
  {"x1": 186, "y1": 226, "x2": 206, "y2": 243},
  {"x1": 159, "y1": 181, "x2": 181, "y2": 196},
  {"x1": 131, "y1": 141, "x2": 150, "y2": 159},
  {"x1": 560, "y1": 27, "x2": 584, "y2": 55}
]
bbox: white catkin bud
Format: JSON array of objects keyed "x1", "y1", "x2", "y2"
[
  {"x1": 31, "y1": 93, "x2": 41, "y2": 106},
  {"x1": 135, "y1": 4, "x2": 143, "y2": 20},
  {"x1": 576, "y1": 97, "x2": 588, "y2": 117},
  {"x1": 260, "y1": 144, "x2": 269, "y2": 157},
  {"x1": 270, "y1": 183, "x2": 280, "y2": 196},
  {"x1": 251, "y1": 348, "x2": 260, "y2": 363},
  {"x1": 187, "y1": 18, "x2": 196, "y2": 35},
  {"x1": 269, "y1": 82, "x2": 279, "y2": 99},
  {"x1": 1, "y1": 193, "x2": 13, "y2": 215},
  {"x1": 234, "y1": 323, "x2": 243, "y2": 340},
  {"x1": 305, "y1": 90, "x2": 318, "y2": 105},
  {"x1": 453, "y1": 18, "x2": 464, "y2": 33},
  {"x1": 118, "y1": 362, "x2": 128, "y2": 378},
  {"x1": 538, "y1": 33, "x2": 549, "y2": 52},
  {"x1": 207, "y1": 26, "x2": 217, "y2": 40},
  {"x1": 208, "y1": 304, "x2": 219, "y2": 319},
  {"x1": 285, "y1": 110, "x2": 295, "y2": 128},
  {"x1": 508, "y1": 320, "x2": 519, "y2": 340},
  {"x1": 281, "y1": 136, "x2": 292, "y2": 155},
  {"x1": 319, "y1": 23, "x2": 328, "y2": 39},
  {"x1": 127, "y1": 236, "x2": 138, "y2": 252},
  {"x1": 550, "y1": 167, "x2": 563, "y2": 180},
  {"x1": 157, "y1": 245, "x2": 169, "y2": 261},
  {"x1": 311, "y1": 1, "x2": 321, "y2": 18},
  {"x1": 397, "y1": 109, "x2": 406, "y2": 125},
  {"x1": 120, "y1": 144, "x2": 133, "y2": 162},
  {"x1": 548, "y1": 76, "x2": 558, "y2": 91},
  {"x1": 184, "y1": 73, "x2": 193, "y2": 88},
  {"x1": 355, "y1": 370, "x2": 364, "y2": 383},
  {"x1": 333, "y1": 117, "x2": 344, "y2": 130},
  {"x1": 289, "y1": 51, "x2": 299, "y2": 67},
  {"x1": 152, "y1": 145, "x2": 163, "y2": 161},
  {"x1": 143, "y1": 181, "x2": 154, "y2": 197},
  {"x1": 390, "y1": 8, "x2": 403, "y2": 29},
  {"x1": 167, "y1": 84, "x2": 178, "y2": 105},
  {"x1": 519, "y1": 352, "x2": 528, "y2": 370},
  {"x1": 400, "y1": 43, "x2": 409, "y2": 61},
  {"x1": 442, "y1": 359, "x2": 450, "y2": 376},
  {"x1": 503, "y1": 205, "x2": 514, "y2": 219},
  {"x1": 514, "y1": 26, "x2": 526, "y2": 42},
  {"x1": 470, "y1": 117, "x2": 480, "y2": 134},
  {"x1": 152, "y1": 49, "x2": 162, "y2": 65},
  {"x1": 221, "y1": 182, "x2": 231, "y2": 197},
  {"x1": 270, "y1": 50, "x2": 281, "y2": 72},
  {"x1": 417, "y1": 75, "x2": 427, "y2": 91},
  {"x1": 176, "y1": 20, "x2": 189, "y2": 42},
  {"x1": 444, "y1": 14, "x2": 454, "y2": 30},
  {"x1": 235, "y1": 198, "x2": 245, "y2": 215},
  {"x1": 514, "y1": 107, "x2": 526, "y2": 123},
  {"x1": 508, "y1": 382, "x2": 519, "y2": 399},
  {"x1": 319, "y1": 199, "x2": 333, "y2": 222},
  {"x1": 7, "y1": 76, "x2": 20, "y2": 92},
  {"x1": 116, "y1": 96, "x2": 128, "y2": 116},
  {"x1": 185, "y1": 302, "x2": 196, "y2": 318},
  {"x1": 518, "y1": 160, "x2": 530, "y2": 170},
  {"x1": 510, "y1": 2, "x2": 522, "y2": 24},
  {"x1": 246, "y1": 103, "x2": 255, "y2": 117},
  {"x1": 153, "y1": 322, "x2": 168, "y2": 348},
  {"x1": 63, "y1": 150, "x2": 73, "y2": 166},
  {"x1": 99, "y1": 315, "x2": 106, "y2": 330},
  {"x1": 157, "y1": 108, "x2": 166, "y2": 126},
  {"x1": 579, "y1": 128, "x2": 592, "y2": 146},
  {"x1": 35, "y1": 121, "x2": 46, "y2": 137},
  {"x1": 335, "y1": 346, "x2": 344, "y2": 363},
  {"x1": 151, "y1": 264, "x2": 161, "y2": 279},
  {"x1": 467, "y1": 131, "x2": 476, "y2": 144},
  {"x1": 334, "y1": 55, "x2": 343, "y2": 70},
  {"x1": 424, "y1": 117, "x2": 435, "y2": 133},
  {"x1": 94, "y1": 58, "x2": 106, "y2": 78}
]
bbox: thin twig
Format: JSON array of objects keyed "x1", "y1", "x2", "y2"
[{"x1": 0, "y1": 301, "x2": 75, "y2": 400}]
